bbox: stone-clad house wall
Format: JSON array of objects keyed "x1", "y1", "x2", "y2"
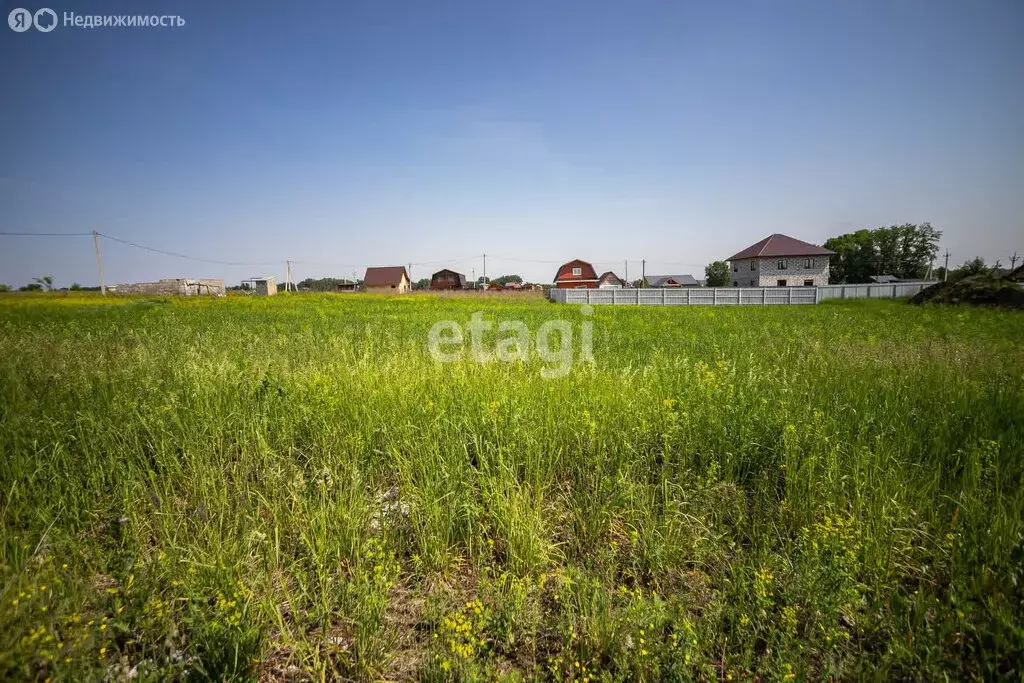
[
  {"x1": 730, "y1": 257, "x2": 830, "y2": 287},
  {"x1": 113, "y1": 278, "x2": 225, "y2": 296}
]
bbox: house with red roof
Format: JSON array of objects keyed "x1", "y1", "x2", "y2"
[
  {"x1": 553, "y1": 259, "x2": 599, "y2": 289},
  {"x1": 363, "y1": 266, "x2": 410, "y2": 293},
  {"x1": 726, "y1": 234, "x2": 835, "y2": 287}
]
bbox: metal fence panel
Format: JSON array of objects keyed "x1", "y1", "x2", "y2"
[{"x1": 549, "y1": 282, "x2": 933, "y2": 306}]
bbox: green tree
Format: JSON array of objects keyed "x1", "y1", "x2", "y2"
[
  {"x1": 0, "y1": 284, "x2": 10, "y2": 292},
  {"x1": 946, "y1": 257, "x2": 992, "y2": 282},
  {"x1": 19, "y1": 283, "x2": 43, "y2": 292},
  {"x1": 490, "y1": 274, "x2": 523, "y2": 286},
  {"x1": 824, "y1": 223, "x2": 941, "y2": 283},
  {"x1": 33, "y1": 275, "x2": 54, "y2": 291},
  {"x1": 704, "y1": 261, "x2": 729, "y2": 287},
  {"x1": 413, "y1": 278, "x2": 431, "y2": 290},
  {"x1": 295, "y1": 277, "x2": 360, "y2": 292}
]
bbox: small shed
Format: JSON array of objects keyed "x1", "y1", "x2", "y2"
[{"x1": 242, "y1": 277, "x2": 277, "y2": 296}]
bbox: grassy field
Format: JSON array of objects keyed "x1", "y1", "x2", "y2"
[{"x1": 1, "y1": 292, "x2": 1022, "y2": 681}]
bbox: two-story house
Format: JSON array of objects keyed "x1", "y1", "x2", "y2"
[{"x1": 726, "y1": 234, "x2": 834, "y2": 287}]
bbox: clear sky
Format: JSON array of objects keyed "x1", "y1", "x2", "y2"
[{"x1": 1, "y1": 0, "x2": 1022, "y2": 287}]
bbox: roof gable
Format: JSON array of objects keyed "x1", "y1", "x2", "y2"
[
  {"x1": 598, "y1": 271, "x2": 624, "y2": 285},
  {"x1": 647, "y1": 274, "x2": 699, "y2": 287},
  {"x1": 727, "y1": 234, "x2": 835, "y2": 261}
]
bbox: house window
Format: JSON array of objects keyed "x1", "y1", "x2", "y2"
[
  {"x1": 805, "y1": 258, "x2": 813, "y2": 268},
  {"x1": 777, "y1": 279, "x2": 787, "y2": 287},
  {"x1": 732, "y1": 281, "x2": 738, "y2": 287},
  {"x1": 733, "y1": 264, "x2": 738, "y2": 272},
  {"x1": 750, "y1": 279, "x2": 756, "y2": 286},
  {"x1": 750, "y1": 262, "x2": 756, "y2": 271},
  {"x1": 777, "y1": 259, "x2": 788, "y2": 270},
  {"x1": 572, "y1": 267, "x2": 582, "y2": 276},
  {"x1": 803, "y1": 279, "x2": 814, "y2": 286}
]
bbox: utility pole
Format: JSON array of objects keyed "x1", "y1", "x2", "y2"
[
  {"x1": 92, "y1": 231, "x2": 106, "y2": 296},
  {"x1": 286, "y1": 260, "x2": 292, "y2": 292},
  {"x1": 482, "y1": 253, "x2": 487, "y2": 285},
  {"x1": 641, "y1": 259, "x2": 646, "y2": 287},
  {"x1": 471, "y1": 268, "x2": 476, "y2": 289},
  {"x1": 1011, "y1": 251, "x2": 1019, "y2": 270},
  {"x1": 943, "y1": 249, "x2": 950, "y2": 281},
  {"x1": 624, "y1": 260, "x2": 628, "y2": 285}
]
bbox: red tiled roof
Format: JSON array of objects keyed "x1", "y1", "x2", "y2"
[
  {"x1": 553, "y1": 259, "x2": 598, "y2": 283},
  {"x1": 363, "y1": 266, "x2": 409, "y2": 286},
  {"x1": 727, "y1": 234, "x2": 835, "y2": 261}
]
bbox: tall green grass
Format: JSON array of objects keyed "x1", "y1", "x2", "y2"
[{"x1": 0, "y1": 293, "x2": 1022, "y2": 681}]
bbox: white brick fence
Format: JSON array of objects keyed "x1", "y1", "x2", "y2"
[{"x1": 548, "y1": 282, "x2": 934, "y2": 305}]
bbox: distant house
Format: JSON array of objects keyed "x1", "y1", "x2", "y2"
[
  {"x1": 553, "y1": 259, "x2": 599, "y2": 289},
  {"x1": 363, "y1": 266, "x2": 410, "y2": 293},
  {"x1": 726, "y1": 234, "x2": 834, "y2": 287},
  {"x1": 430, "y1": 269, "x2": 467, "y2": 290},
  {"x1": 504, "y1": 281, "x2": 523, "y2": 290},
  {"x1": 486, "y1": 282, "x2": 505, "y2": 291},
  {"x1": 598, "y1": 271, "x2": 626, "y2": 289},
  {"x1": 870, "y1": 275, "x2": 899, "y2": 284},
  {"x1": 336, "y1": 280, "x2": 358, "y2": 292},
  {"x1": 646, "y1": 275, "x2": 699, "y2": 288},
  {"x1": 1005, "y1": 264, "x2": 1024, "y2": 283}
]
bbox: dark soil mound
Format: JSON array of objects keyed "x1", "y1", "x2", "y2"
[{"x1": 909, "y1": 275, "x2": 1024, "y2": 309}]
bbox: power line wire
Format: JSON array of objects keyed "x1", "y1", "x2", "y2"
[
  {"x1": 0, "y1": 231, "x2": 92, "y2": 236},
  {"x1": 96, "y1": 232, "x2": 278, "y2": 267}
]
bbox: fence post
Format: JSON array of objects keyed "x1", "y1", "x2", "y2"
[
  {"x1": 892, "y1": 284, "x2": 897, "y2": 298},
  {"x1": 814, "y1": 286, "x2": 820, "y2": 304},
  {"x1": 661, "y1": 288, "x2": 666, "y2": 305},
  {"x1": 787, "y1": 287, "x2": 792, "y2": 304},
  {"x1": 841, "y1": 285, "x2": 846, "y2": 299}
]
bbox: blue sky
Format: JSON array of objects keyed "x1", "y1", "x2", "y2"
[{"x1": 1, "y1": 0, "x2": 1022, "y2": 287}]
